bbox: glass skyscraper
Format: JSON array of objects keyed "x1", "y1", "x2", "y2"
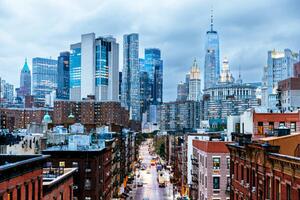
[
  {"x1": 56, "y1": 51, "x2": 70, "y2": 100},
  {"x1": 121, "y1": 33, "x2": 140, "y2": 121},
  {"x1": 32, "y1": 57, "x2": 57, "y2": 103},
  {"x1": 204, "y1": 11, "x2": 220, "y2": 89},
  {"x1": 69, "y1": 33, "x2": 119, "y2": 101},
  {"x1": 144, "y1": 48, "x2": 163, "y2": 105}
]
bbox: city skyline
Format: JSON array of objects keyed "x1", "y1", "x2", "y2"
[{"x1": 0, "y1": 0, "x2": 299, "y2": 101}]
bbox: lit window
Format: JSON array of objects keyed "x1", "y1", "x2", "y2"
[{"x1": 213, "y1": 157, "x2": 220, "y2": 170}]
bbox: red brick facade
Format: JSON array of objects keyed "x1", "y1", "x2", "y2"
[{"x1": 227, "y1": 133, "x2": 300, "y2": 200}]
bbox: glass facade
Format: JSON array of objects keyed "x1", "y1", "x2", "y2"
[
  {"x1": 70, "y1": 47, "x2": 81, "y2": 88},
  {"x1": 57, "y1": 51, "x2": 70, "y2": 99},
  {"x1": 204, "y1": 15, "x2": 220, "y2": 90},
  {"x1": 122, "y1": 33, "x2": 141, "y2": 121},
  {"x1": 32, "y1": 57, "x2": 57, "y2": 101},
  {"x1": 95, "y1": 44, "x2": 108, "y2": 86},
  {"x1": 143, "y1": 48, "x2": 163, "y2": 106}
]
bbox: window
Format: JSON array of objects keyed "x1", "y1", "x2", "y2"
[
  {"x1": 286, "y1": 184, "x2": 291, "y2": 200},
  {"x1": 269, "y1": 122, "x2": 274, "y2": 131},
  {"x1": 227, "y1": 158, "x2": 230, "y2": 169},
  {"x1": 38, "y1": 179, "x2": 41, "y2": 200},
  {"x1": 72, "y1": 162, "x2": 78, "y2": 167},
  {"x1": 236, "y1": 164, "x2": 239, "y2": 180},
  {"x1": 32, "y1": 181, "x2": 35, "y2": 200},
  {"x1": 25, "y1": 184, "x2": 29, "y2": 200},
  {"x1": 241, "y1": 165, "x2": 244, "y2": 180},
  {"x1": 213, "y1": 157, "x2": 220, "y2": 169},
  {"x1": 291, "y1": 122, "x2": 296, "y2": 132},
  {"x1": 17, "y1": 187, "x2": 21, "y2": 200},
  {"x1": 258, "y1": 122, "x2": 264, "y2": 135},
  {"x1": 252, "y1": 169, "x2": 255, "y2": 186},
  {"x1": 213, "y1": 177, "x2": 220, "y2": 189},
  {"x1": 84, "y1": 179, "x2": 91, "y2": 190},
  {"x1": 246, "y1": 168, "x2": 250, "y2": 183},
  {"x1": 267, "y1": 176, "x2": 271, "y2": 199},
  {"x1": 279, "y1": 122, "x2": 285, "y2": 127},
  {"x1": 7, "y1": 192, "x2": 12, "y2": 200},
  {"x1": 276, "y1": 179, "x2": 281, "y2": 200}
]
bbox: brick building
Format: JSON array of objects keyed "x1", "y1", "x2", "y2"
[
  {"x1": 0, "y1": 108, "x2": 53, "y2": 131},
  {"x1": 53, "y1": 100, "x2": 131, "y2": 131},
  {"x1": 42, "y1": 167, "x2": 76, "y2": 200},
  {"x1": 227, "y1": 132, "x2": 300, "y2": 200},
  {"x1": 0, "y1": 154, "x2": 76, "y2": 200},
  {"x1": 227, "y1": 109, "x2": 300, "y2": 139},
  {"x1": 43, "y1": 146, "x2": 113, "y2": 200},
  {"x1": 191, "y1": 140, "x2": 230, "y2": 200},
  {"x1": 0, "y1": 155, "x2": 48, "y2": 200},
  {"x1": 278, "y1": 77, "x2": 300, "y2": 112}
]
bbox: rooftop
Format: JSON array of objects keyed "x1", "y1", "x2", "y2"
[
  {"x1": 43, "y1": 168, "x2": 77, "y2": 187},
  {"x1": 0, "y1": 154, "x2": 49, "y2": 171},
  {"x1": 44, "y1": 144, "x2": 105, "y2": 152}
]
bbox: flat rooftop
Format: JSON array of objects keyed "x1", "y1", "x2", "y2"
[
  {"x1": 43, "y1": 168, "x2": 77, "y2": 187},
  {"x1": 0, "y1": 155, "x2": 49, "y2": 171},
  {"x1": 44, "y1": 145, "x2": 105, "y2": 152}
]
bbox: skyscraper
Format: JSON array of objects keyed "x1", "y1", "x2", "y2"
[
  {"x1": 177, "y1": 82, "x2": 188, "y2": 101},
  {"x1": 121, "y1": 33, "x2": 140, "y2": 121},
  {"x1": 188, "y1": 59, "x2": 202, "y2": 101},
  {"x1": 32, "y1": 57, "x2": 57, "y2": 103},
  {"x1": 204, "y1": 10, "x2": 220, "y2": 89},
  {"x1": 0, "y1": 78, "x2": 14, "y2": 103},
  {"x1": 56, "y1": 51, "x2": 70, "y2": 100},
  {"x1": 69, "y1": 33, "x2": 119, "y2": 101},
  {"x1": 261, "y1": 49, "x2": 299, "y2": 109},
  {"x1": 140, "y1": 49, "x2": 163, "y2": 112},
  {"x1": 16, "y1": 59, "x2": 31, "y2": 99},
  {"x1": 144, "y1": 48, "x2": 163, "y2": 105}
]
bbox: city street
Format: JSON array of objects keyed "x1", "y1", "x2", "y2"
[{"x1": 134, "y1": 139, "x2": 173, "y2": 200}]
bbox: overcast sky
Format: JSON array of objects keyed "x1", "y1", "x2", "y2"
[{"x1": 0, "y1": 0, "x2": 299, "y2": 101}]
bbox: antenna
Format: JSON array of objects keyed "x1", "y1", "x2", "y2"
[{"x1": 210, "y1": 8, "x2": 214, "y2": 31}]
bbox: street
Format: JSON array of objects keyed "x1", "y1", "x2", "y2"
[{"x1": 134, "y1": 139, "x2": 173, "y2": 200}]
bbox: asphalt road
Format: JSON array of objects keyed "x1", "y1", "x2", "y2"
[{"x1": 134, "y1": 139, "x2": 173, "y2": 200}]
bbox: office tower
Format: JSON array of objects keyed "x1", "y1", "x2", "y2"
[
  {"x1": 121, "y1": 33, "x2": 140, "y2": 121},
  {"x1": 32, "y1": 57, "x2": 57, "y2": 103},
  {"x1": 140, "y1": 69, "x2": 151, "y2": 114},
  {"x1": 144, "y1": 48, "x2": 163, "y2": 105},
  {"x1": 159, "y1": 100, "x2": 202, "y2": 132},
  {"x1": 204, "y1": 10, "x2": 220, "y2": 89},
  {"x1": 261, "y1": 49, "x2": 299, "y2": 109},
  {"x1": 69, "y1": 33, "x2": 119, "y2": 101},
  {"x1": 56, "y1": 51, "x2": 70, "y2": 99},
  {"x1": 0, "y1": 79, "x2": 14, "y2": 103},
  {"x1": 16, "y1": 59, "x2": 31, "y2": 99},
  {"x1": 177, "y1": 82, "x2": 188, "y2": 101},
  {"x1": 119, "y1": 72, "x2": 122, "y2": 100},
  {"x1": 188, "y1": 59, "x2": 202, "y2": 101}
]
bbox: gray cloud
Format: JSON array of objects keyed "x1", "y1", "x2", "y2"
[{"x1": 0, "y1": 0, "x2": 299, "y2": 101}]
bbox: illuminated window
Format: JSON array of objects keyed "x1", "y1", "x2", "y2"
[{"x1": 212, "y1": 157, "x2": 220, "y2": 170}]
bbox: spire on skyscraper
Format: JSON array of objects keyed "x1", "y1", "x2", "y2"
[
  {"x1": 210, "y1": 9, "x2": 214, "y2": 31},
  {"x1": 22, "y1": 58, "x2": 30, "y2": 73}
]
